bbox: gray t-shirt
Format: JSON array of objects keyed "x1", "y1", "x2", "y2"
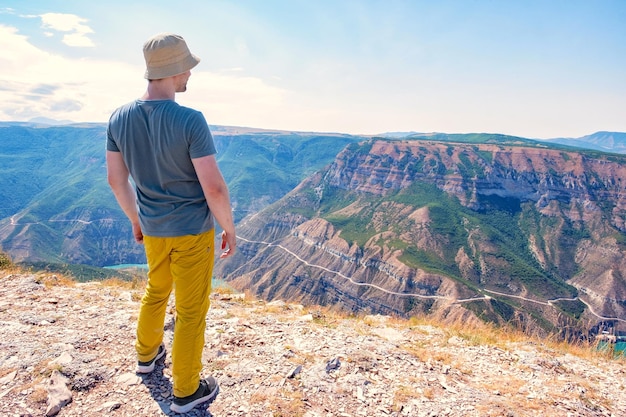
[{"x1": 106, "y1": 99, "x2": 216, "y2": 237}]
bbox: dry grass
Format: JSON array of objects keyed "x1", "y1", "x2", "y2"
[
  {"x1": 307, "y1": 305, "x2": 346, "y2": 328},
  {"x1": 11, "y1": 379, "x2": 49, "y2": 404},
  {"x1": 204, "y1": 358, "x2": 230, "y2": 373},
  {"x1": 545, "y1": 337, "x2": 625, "y2": 363},
  {"x1": 400, "y1": 312, "x2": 624, "y2": 364},
  {"x1": 266, "y1": 398, "x2": 306, "y2": 417},
  {"x1": 36, "y1": 273, "x2": 76, "y2": 288},
  {"x1": 101, "y1": 275, "x2": 146, "y2": 290},
  {"x1": 393, "y1": 384, "x2": 420, "y2": 407},
  {"x1": 576, "y1": 378, "x2": 613, "y2": 411},
  {"x1": 249, "y1": 385, "x2": 306, "y2": 417},
  {"x1": 422, "y1": 386, "x2": 435, "y2": 400},
  {"x1": 212, "y1": 285, "x2": 236, "y2": 296},
  {"x1": 479, "y1": 375, "x2": 526, "y2": 397},
  {"x1": 30, "y1": 385, "x2": 48, "y2": 404}
]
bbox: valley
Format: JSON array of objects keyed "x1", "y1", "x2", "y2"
[
  {"x1": 1, "y1": 122, "x2": 626, "y2": 340},
  {"x1": 238, "y1": 233, "x2": 626, "y2": 326}
]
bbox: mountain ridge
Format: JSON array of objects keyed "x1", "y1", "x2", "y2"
[
  {"x1": 214, "y1": 139, "x2": 626, "y2": 337},
  {"x1": 2, "y1": 120, "x2": 625, "y2": 153},
  {"x1": 2, "y1": 123, "x2": 626, "y2": 338}
]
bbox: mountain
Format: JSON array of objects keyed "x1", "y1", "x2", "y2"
[
  {"x1": 2, "y1": 122, "x2": 626, "y2": 338},
  {"x1": 0, "y1": 123, "x2": 359, "y2": 266},
  {"x1": 0, "y1": 123, "x2": 130, "y2": 266},
  {"x1": 542, "y1": 131, "x2": 626, "y2": 154},
  {"x1": 214, "y1": 139, "x2": 626, "y2": 338},
  {"x1": 27, "y1": 117, "x2": 75, "y2": 126},
  {"x1": 210, "y1": 128, "x2": 360, "y2": 221},
  {"x1": 379, "y1": 131, "x2": 626, "y2": 155}
]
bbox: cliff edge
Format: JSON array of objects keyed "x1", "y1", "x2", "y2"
[{"x1": 1, "y1": 271, "x2": 624, "y2": 417}]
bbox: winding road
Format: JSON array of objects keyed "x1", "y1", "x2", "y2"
[
  {"x1": 237, "y1": 235, "x2": 626, "y2": 324},
  {"x1": 7, "y1": 214, "x2": 624, "y2": 324}
]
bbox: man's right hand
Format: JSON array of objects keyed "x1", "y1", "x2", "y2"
[{"x1": 132, "y1": 222, "x2": 144, "y2": 244}]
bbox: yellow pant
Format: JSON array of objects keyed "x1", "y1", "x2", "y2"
[{"x1": 137, "y1": 229, "x2": 215, "y2": 397}]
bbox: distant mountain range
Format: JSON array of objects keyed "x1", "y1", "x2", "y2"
[
  {"x1": 542, "y1": 131, "x2": 626, "y2": 154},
  {"x1": 378, "y1": 130, "x2": 626, "y2": 154},
  {"x1": 1, "y1": 121, "x2": 625, "y2": 339}
]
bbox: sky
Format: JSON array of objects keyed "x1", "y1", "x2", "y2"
[{"x1": 0, "y1": 0, "x2": 625, "y2": 139}]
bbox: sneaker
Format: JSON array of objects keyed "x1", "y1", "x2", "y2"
[
  {"x1": 170, "y1": 376, "x2": 220, "y2": 414},
  {"x1": 136, "y1": 343, "x2": 166, "y2": 374}
]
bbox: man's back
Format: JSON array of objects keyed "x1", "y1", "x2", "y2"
[{"x1": 107, "y1": 99, "x2": 216, "y2": 237}]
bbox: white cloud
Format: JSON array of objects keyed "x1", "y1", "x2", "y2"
[
  {"x1": 39, "y1": 13, "x2": 95, "y2": 47},
  {"x1": 180, "y1": 72, "x2": 288, "y2": 127},
  {"x1": 0, "y1": 24, "x2": 141, "y2": 122},
  {"x1": 62, "y1": 32, "x2": 95, "y2": 47},
  {"x1": 0, "y1": 24, "x2": 290, "y2": 127}
]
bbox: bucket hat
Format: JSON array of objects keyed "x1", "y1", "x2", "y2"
[{"x1": 143, "y1": 33, "x2": 200, "y2": 80}]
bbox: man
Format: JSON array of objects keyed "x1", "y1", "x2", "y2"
[{"x1": 106, "y1": 32, "x2": 236, "y2": 414}]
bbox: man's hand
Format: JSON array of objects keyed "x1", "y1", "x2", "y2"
[
  {"x1": 132, "y1": 222, "x2": 144, "y2": 244},
  {"x1": 219, "y1": 230, "x2": 236, "y2": 258}
]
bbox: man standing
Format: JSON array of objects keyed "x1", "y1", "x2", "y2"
[{"x1": 106, "y1": 32, "x2": 236, "y2": 414}]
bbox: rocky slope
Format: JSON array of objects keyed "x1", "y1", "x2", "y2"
[
  {"x1": 1, "y1": 271, "x2": 625, "y2": 417},
  {"x1": 215, "y1": 140, "x2": 626, "y2": 337}
]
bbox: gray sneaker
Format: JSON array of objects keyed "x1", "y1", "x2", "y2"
[
  {"x1": 136, "y1": 343, "x2": 166, "y2": 374},
  {"x1": 170, "y1": 376, "x2": 219, "y2": 414}
]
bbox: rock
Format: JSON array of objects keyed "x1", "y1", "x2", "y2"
[
  {"x1": 100, "y1": 400, "x2": 122, "y2": 412},
  {"x1": 371, "y1": 327, "x2": 404, "y2": 343},
  {"x1": 50, "y1": 352, "x2": 73, "y2": 366},
  {"x1": 217, "y1": 292, "x2": 245, "y2": 301},
  {"x1": 116, "y1": 372, "x2": 141, "y2": 387},
  {"x1": 326, "y1": 357, "x2": 341, "y2": 373},
  {"x1": 45, "y1": 371, "x2": 72, "y2": 416},
  {"x1": 267, "y1": 300, "x2": 286, "y2": 308},
  {"x1": 286, "y1": 365, "x2": 302, "y2": 379},
  {"x1": 0, "y1": 370, "x2": 17, "y2": 385},
  {"x1": 298, "y1": 314, "x2": 314, "y2": 322}
]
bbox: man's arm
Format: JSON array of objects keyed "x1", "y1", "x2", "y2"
[
  {"x1": 106, "y1": 150, "x2": 143, "y2": 243},
  {"x1": 192, "y1": 154, "x2": 236, "y2": 258}
]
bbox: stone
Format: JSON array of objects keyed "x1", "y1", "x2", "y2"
[
  {"x1": 45, "y1": 371, "x2": 72, "y2": 416},
  {"x1": 0, "y1": 370, "x2": 17, "y2": 385},
  {"x1": 116, "y1": 373, "x2": 141, "y2": 387},
  {"x1": 325, "y1": 357, "x2": 341, "y2": 373},
  {"x1": 50, "y1": 352, "x2": 73, "y2": 366}
]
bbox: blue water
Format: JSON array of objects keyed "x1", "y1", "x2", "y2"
[
  {"x1": 597, "y1": 340, "x2": 626, "y2": 357},
  {"x1": 105, "y1": 264, "x2": 148, "y2": 270}
]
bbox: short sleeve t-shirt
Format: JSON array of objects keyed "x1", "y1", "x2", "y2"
[{"x1": 106, "y1": 99, "x2": 216, "y2": 237}]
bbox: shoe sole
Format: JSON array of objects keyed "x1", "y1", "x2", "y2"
[
  {"x1": 136, "y1": 345, "x2": 166, "y2": 374},
  {"x1": 170, "y1": 383, "x2": 219, "y2": 414}
]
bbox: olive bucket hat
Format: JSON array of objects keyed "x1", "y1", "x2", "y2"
[{"x1": 143, "y1": 33, "x2": 200, "y2": 80}]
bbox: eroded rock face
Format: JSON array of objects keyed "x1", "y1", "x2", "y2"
[
  {"x1": 329, "y1": 141, "x2": 626, "y2": 221},
  {"x1": 216, "y1": 140, "x2": 626, "y2": 336}
]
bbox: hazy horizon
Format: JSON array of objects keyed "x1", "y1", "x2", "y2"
[{"x1": 1, "y1": 0, "x2": 625, "y2": 139}]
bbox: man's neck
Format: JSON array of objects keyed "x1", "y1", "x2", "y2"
[{"x1": 142, "y1": 79, "x2": 176, "y2": 101}]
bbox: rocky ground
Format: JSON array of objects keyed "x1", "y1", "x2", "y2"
[{"x1": 0, "y1": 271, "x2": 625, "y2": 417}]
